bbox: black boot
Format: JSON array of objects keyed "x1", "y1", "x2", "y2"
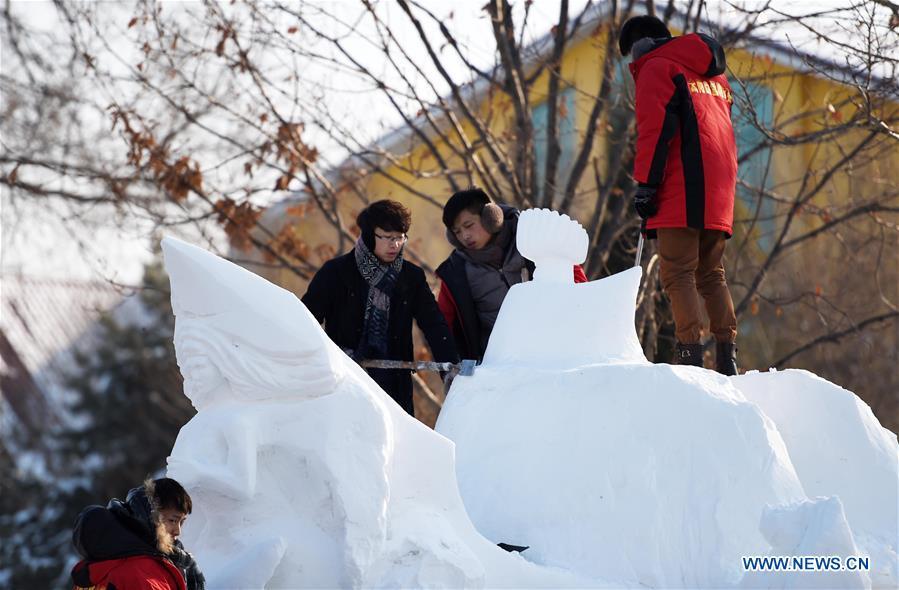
[
  {"x1": 674, "y1": 342, "x2": 703, "y2": 367},
  {"x1": 715, "y1": 341, "x2": 738, "y2": 376}
]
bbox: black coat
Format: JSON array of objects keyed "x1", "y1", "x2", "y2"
[
  {"x1": 435, "y1": 251, "x2": 483, "y2": 361},
  {"x1": 302, "y1": 250, "x2": 458, "y2": 415},
  {"x1": 435, "y1": 207, "x2": 535, "y2": 361}
]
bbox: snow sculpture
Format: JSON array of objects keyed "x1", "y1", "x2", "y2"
[
  {"x1": 437, "y1": 211, "x2": 899, "y2": 589},
  {"x1": 516, "y1": 208, "x2": 588, "y2": 284},
  {"x1": 160, "y1": 218, "x2": 897, "y2": 589},
  {"x1": 439, "y1": 361, "x2": 807, "y2": 587},
  {"x1": 161, "y1": 237, "x2": 593, "y2": 589},
  {"x1": 484, "y1": 209, "x2": 645, "y2": 368}
]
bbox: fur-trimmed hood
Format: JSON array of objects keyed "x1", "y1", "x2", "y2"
[
  {"x1": 124, "y1": 479, "x2": 176, "y2": 554},
  {"x1": 73, "y1": 479, "x2": 175, "y2": 561}
]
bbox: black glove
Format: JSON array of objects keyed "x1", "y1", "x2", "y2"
[
  {"x1": 170, "y1": 540, "x2": 206, "y2": 590},
  {"x1": 633, "y1": 185, "x2": 658, "y2": 219}
]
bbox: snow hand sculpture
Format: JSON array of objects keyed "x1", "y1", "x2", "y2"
[{"x1": 516, "y1": 208, "x2": 588, "y2": 284}]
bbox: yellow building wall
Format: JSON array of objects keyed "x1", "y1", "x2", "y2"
[
  {"x1": 265, "y1": 22, "x2": 896, "y2": 302},
  {"x1": 244, "y1": 21, "x2": 896, "y2": 428}
]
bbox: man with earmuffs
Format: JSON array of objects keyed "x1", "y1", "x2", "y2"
[{"x1": 436, "y1": 188, "x2": 587, "y2": 362}]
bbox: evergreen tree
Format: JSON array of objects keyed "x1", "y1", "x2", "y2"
[
  {"x1": 0, "y1": 256, "x2": 194, "y2": 586},
  {"x1": 59, "y1": 257, "x2": 193, "y2": 498}
]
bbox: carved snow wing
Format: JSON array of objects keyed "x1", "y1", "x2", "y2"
[{"x1": 162, "y1": 236, "x2": 345, "y2": 410}]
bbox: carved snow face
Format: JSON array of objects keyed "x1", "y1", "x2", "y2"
[
  {"x1": 174, "y1": 324, "x2": 230, "y2": 410},
  {"x1": 181, "y1": 355, "x2": 226, "y2": 408}
]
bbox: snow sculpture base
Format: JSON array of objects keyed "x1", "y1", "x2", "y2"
[
  {"x1": 439, "y1": 302, "x2": 808, "y2": 587},
  {"x1": 436, "y1": 209, "x2": 898, "y2": 589}
]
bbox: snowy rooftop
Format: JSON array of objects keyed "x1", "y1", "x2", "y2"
[
  {"x1": 0, "y1": 277, "x2": 122, "y2": 382},
  {"x1": 0, "y1": 276, "x2": 124, "y2": 425}
]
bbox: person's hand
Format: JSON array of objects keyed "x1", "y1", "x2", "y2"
[{"x1": 633, "y1": 185, "x2": 658, "y2": 219}]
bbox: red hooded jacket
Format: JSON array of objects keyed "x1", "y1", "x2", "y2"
[
  {"x1": 72, "y1": 555, "x2": 187, "y2": 590},
  {"x1": 629, "y1": 33, "x2": 738, "y2": 236},
  {"x1": 71, "y1": 503, "x2": 187, "y2": 590}
]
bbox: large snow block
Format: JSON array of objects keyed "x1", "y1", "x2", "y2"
[
  {"x1": 740, "y1": 496, "x2": 870, "y2": 590},
  {"x1": 483, "y1": 267, "x2": 647, "y2": 369},
  {"x1": 437, "y1": 362, "x2": 807, "y2": 588},
  {"x1": 734, "y1": 369, "x2": 899, "y2": 589}
]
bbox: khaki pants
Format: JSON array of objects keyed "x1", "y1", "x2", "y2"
[{"x1": 657, "y1": 227, "x2": 737, "y2": 344}]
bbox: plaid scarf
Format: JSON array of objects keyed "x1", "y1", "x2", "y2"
[{"x1": 353, "y1": 237, "x2": 403, "y2": 361}]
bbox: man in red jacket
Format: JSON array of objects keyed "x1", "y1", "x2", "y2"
[
  {"x1": 620, "y1": 15, "x2": 739, "y2": 375},
  {"x1": 71, "y1": 478, "x2": 204, "y2": 590}
]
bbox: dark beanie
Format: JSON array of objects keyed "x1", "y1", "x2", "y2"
[
  {"x1": 442, "y1": 188, "x2": 491, "y2": 228},
  {"x1": 618, "y1": 15, "x2": 672, "y2": 56}
]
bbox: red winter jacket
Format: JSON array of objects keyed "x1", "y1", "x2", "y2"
[
  {"x1": 71, "y1": 502, "x2": 187, "y2": 590},
  {"x1": 629, "y1": 33, "x2": 738, "y2": 236},
  {"x1": 72, "y1": 556, "x2": 187, "y2": 590}
]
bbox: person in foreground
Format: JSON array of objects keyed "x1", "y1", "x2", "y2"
[
  {"x1": 303, "y1": 199, "x2": 459, "y2": 415},
  {"x1": 436, "y1": 188, "x2": 588, "y2": 361},
  {"x1": 620, "y1": 15, "x2": 739, "y2": 375},
  {"x1": 71, "y1": 477, "x2": 205, "y2": 590}
]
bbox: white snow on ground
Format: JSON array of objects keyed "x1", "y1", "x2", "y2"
[{"x1": 161, "y1": 209, "x2": 898, "y2": 589}]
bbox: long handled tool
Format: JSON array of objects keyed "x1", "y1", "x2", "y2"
[
  {"x1": 634, "y1": 219, "x2": 647, "y2": 267},
  {"x1": 360, "y1": 358, "x2": 477, "y2": 377}
]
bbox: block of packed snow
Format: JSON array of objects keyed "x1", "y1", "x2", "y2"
[
  {"x1": 438, "y1": 359, "x2": 808, "y2": 588},
  {"x1": 740, "y1": 496, "x2": 871, "y2": 589},
  {"x1": 161, "y1": 236, "x2": 597, "y2": 589},
  {"x1": 483, "y1": 267, "x2": 647, "y2": 369},
  {"x1": 734, "y1": 369, "x2": 899, "y2": 589}
]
